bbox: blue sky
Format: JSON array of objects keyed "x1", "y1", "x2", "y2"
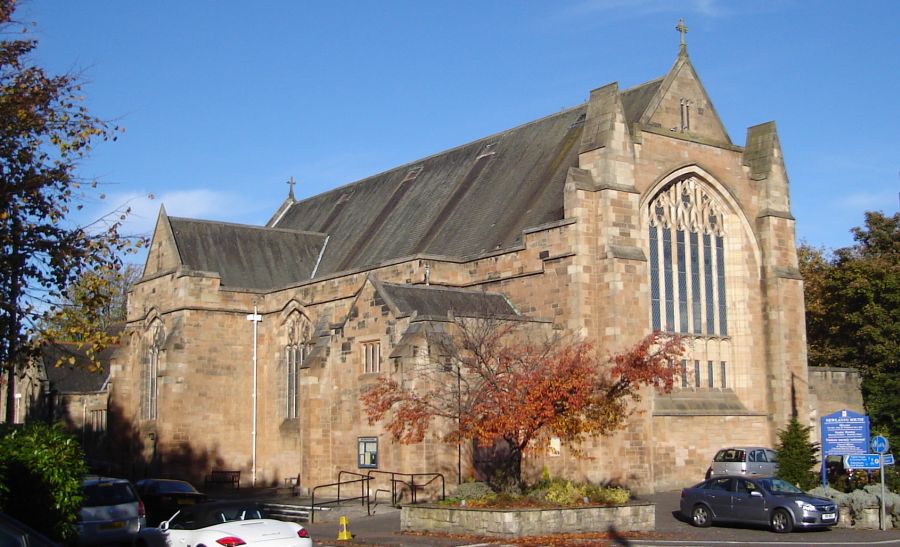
[{"x1": 22, "y1": 1, "x2": 899, "y2": 262}]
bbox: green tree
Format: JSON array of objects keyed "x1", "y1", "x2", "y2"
[
  {"x1": 0, "y1": 0, "x2": 142, "y2": 420},
  {"x1": 0, "y1": 422, "x2": 87, "y2": 541},
  {"x1": 799, "y1": 212, "x2": 900, "y2": 437},
  {"x1": 36, "y1": 263, "x2": 142, "y2": 369},
  {"x1": 775, "y1": 416, "x2": 819, "y2": 490}
]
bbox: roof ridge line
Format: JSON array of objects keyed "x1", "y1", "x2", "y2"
[{"x1": 168, "y1": 216, "x2": 326, "y2": 237}]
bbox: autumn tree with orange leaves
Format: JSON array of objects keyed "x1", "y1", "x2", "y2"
[{"x1": 361, "y1": 316, "x2": 683, "y2": 490}]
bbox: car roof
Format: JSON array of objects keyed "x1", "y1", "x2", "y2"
[
  {"x1": 82, "y1": 475, "x2": 132, "y2": 485},
  {"x1": 136, "y1": 478, "x2": 193, "y2": 485}
]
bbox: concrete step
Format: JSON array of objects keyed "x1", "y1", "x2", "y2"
[{"x1": 263, "y1": 502, "x2": 316, "y2": 523}]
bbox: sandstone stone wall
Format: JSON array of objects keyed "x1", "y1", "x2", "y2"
[{"x1": 400, "y1": 502, "x2": 655, "y2": 536}]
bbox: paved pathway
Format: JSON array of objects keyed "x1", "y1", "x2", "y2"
[{"x1": 214, "y1": 487, "x2": 900, "y2": 546}]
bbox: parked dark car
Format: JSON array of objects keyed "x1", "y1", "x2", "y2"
[
  {"x1": 134, "y1": 479, "x2": 207, "y2": 527},
  {"x1": 0, "y1": 512, "x2": 59, "y2": 547},
  {"x1": 680, "y1": 476, "x2": 838, "y2": 533}
]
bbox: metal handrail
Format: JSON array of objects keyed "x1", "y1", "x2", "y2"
[
  {"x1": 310, "y1": 474, "x2": 372, "y2": 523},
  {"x1": 366, "y1": 470, "x2": 445, "y2": 506}
]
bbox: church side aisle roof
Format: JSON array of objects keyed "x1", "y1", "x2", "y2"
[
  {"x1": 377, "y1": 281, "x2": 520, "y2": 320},
  {"x1": 168, "y1": 217, "x2": 327, "y2": 290}
]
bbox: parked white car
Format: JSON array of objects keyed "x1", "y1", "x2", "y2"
[{"x1": 135, "y1": 501, "x2": 311, "y2": 547}]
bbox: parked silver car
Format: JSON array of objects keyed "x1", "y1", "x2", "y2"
[
  {"x1": 76, "y1": 477, "x2": 145, "y2": 545},
  {"x1": 706, "y1": 446, "x2": 778, "y2": 478},
  {"x1": 681, "y1": 475, "x2": 838, "y2": 533}
]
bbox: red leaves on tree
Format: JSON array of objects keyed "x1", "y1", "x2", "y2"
[{"x1": 361, "y1": 321, "x2": 684, "y2": 479}]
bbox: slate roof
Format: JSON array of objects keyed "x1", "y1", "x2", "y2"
[
  {"x1": 168, "y1": 218, "x2": 327, "y2": 290},
  {"x1": 161, "y1": 76, "x2": 669, "y2": 286},
  {"x1": 268, "y1": 77, "x2": 667, "y2": 279},
  {"x1": 621, "y1": 78, "x2": 663, "y2": 126},
  {"x1": 376, "y1": 281, "x2": 519, "y2": 319},
  {"x1": 41, "y1": 343, "x2": 114, "y2": 393},
  {"x1": 273, "y1": 105, "x2": 586, "y2": 277}
]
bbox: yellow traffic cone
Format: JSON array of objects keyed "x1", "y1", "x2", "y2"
[{"x1": 337, "y1": 515, "x2": 352, "y2": 541}]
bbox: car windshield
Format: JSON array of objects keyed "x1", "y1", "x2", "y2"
[
  {"x1": 83, "y1": 482, "x2": 136, "y2": 506},
  {"x1": 714, "y1": 449, "x2": 745, "y2": 462},
  {"x1": 169, "y1": 505, "x2": 267, "y2": 530},
  {"x1": 759, "y1": 478, "x2": 803, "y2": 494},
  {"x1": 156, "y1": 481, "x2": 198, "y2": 494}
]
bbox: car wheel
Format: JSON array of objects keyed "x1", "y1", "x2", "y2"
[
  {"x1": 771, "y1": 508, "x2": 793, "y2": 533},
  {"x1": 691, "y1": 504, "x2": 712, "y2": 527}
]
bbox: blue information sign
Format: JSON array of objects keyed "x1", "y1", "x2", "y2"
[
  {"x1": 821, "y1": 409, "x2": 870, "y2": 456},
  {"x1": 886, "y1": 454, "x2": 895, "y2": 466},
  {"x1": 872, "y1": 435, "x2": 889, "y2": 454},
  {"x1": 846, "y1": 454, "x2": 881, "y2": 469}
]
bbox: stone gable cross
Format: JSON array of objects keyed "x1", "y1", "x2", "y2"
[
  {"x1": 676, "y1": 18, "x2": 688, "y2": 49},
  {"x1": 287, "y1": 176, "x2": 297, "y2": 200}
]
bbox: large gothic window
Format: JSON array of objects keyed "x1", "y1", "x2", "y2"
[
  {"x1": 649, "y1": 176, "x2": 732, "y2": 390},
  {"x1": 648, "y1": 177, "x2": 728, "y2": 337}
]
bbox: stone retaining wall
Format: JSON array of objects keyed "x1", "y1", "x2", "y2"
[{"x1": 400, "y1": 502, "x2": 654, "y2": 537}]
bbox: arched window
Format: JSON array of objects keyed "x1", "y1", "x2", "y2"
[
  {"x1": 648, "y1": 177, "x2": 728, "y2": 336},
  {"x1": 284, "y1": 315, "x2": 310, "y2": 420},
  {"x1": 648, "y1": 176, "x2": 731, "y2": 389},
  {"x1": 144, "y1": 321, "x2": 164, "y2": 420}
]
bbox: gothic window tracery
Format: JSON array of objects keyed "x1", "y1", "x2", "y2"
[
  {"x1": 648, "y1": 176, "x2": 731, "y2": 389},
  {"x1": 648, "y1": 177, "x2": 728, "y2": 336},
  {"x1": 284, "y1": 314, "x2": 310, "y2": 420}
]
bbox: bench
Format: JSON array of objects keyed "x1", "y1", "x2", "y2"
[
  {"x1": 205, "y1": 470, "x2": 241, "y2": 490},
  {"x1": 276, "y1": 474, "x2": 302, "y2": 496}
]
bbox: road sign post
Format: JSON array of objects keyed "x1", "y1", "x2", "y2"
[{"x1": 871, "y1": 435, "x2": 890, "y2": 531}]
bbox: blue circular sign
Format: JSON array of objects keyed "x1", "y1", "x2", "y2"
[{"x1": 871, "y1": 435, "x2": 889, "y2": 454}]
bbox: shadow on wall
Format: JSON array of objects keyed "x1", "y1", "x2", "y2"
[
  {"x1": 17, "y1": 374, "x2": 229, "y2": 487},
  {"x1": 83, "y1": 398, "x2": 225, "y2": 486}
]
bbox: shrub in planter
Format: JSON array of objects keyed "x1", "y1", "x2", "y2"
[
  {"x1": 862, "y1": 484, "x2": 900, "y2": 516},
  {"x1": 454, "y1": 481, "x2": 494, "y2": 501}
]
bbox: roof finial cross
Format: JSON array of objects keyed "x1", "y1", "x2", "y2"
[
  {"x1": 676, "y1": 18, "x2": 688, "y2": 51},
  {"x1": 287, "y1": 176, "x2": 296, "y2": 200}
]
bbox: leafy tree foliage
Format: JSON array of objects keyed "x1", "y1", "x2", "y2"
[
  {"x1": 799, "y1": 212, "x2": 900, "y2": 437},
  {"x1": 36, "y1": 263, "x2": 141, "y2": 369},
  {"x1": 0, "y1": 422, "x2": 87, "y2": 541},
  {"x1": 775, "y1": 416, "x2": 820, "y2": 490},
  {"x1": 362, "y1": 317, "x2": 683, "y2": 490},
  {"x1": 0, "y1": 1, "x2": 143, "y2": 420}
]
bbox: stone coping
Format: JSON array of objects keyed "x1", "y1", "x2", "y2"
[{"x1": 401, "y1": 501, "x2": 654, "y2": 537}]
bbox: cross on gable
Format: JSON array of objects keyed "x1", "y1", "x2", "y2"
[
  {"x1": 287, "y1": 176, "x2": 297, "y2": 199},
  {"x1": 676, "y1": 18, "x2": 688, "y2": 48}
]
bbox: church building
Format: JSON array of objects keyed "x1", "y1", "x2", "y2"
[{"x1": 111, "y1": 35, "x2": 817, "y2": 493}]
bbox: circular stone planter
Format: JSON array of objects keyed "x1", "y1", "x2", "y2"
[{"x1": 400, "y1": 502, "x2": 654, "y2": 537}]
